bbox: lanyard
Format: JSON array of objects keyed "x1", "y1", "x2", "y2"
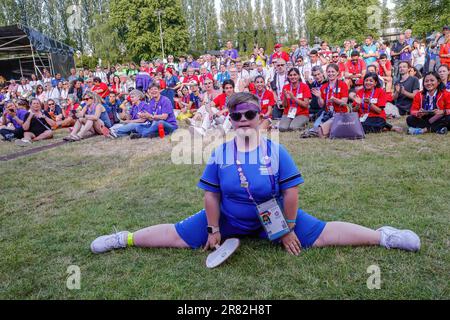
[
  {"x1": 233, "y1": 138, "x2": 276, "y2": 206},
  {"x1": 151, "y1": 99, "x2": 162, "y2": 115},
  {"x1": 324, "y1": 81, "x2": 339, "y2": 110},
  {"x1": 256, "y1": 89, "x2": 266, "y2": 106},
  {"x1": 361, "y1": 89, "x2": 376, "y2": 114},
  {"x1": 277, "y1": 74, "x2": 286, "y2": 94},
  {"x1": 424, "y1": 91, "x2": 437, "y2": 111}
]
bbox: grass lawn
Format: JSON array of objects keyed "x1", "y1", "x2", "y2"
[{"x1": 0, "y1": 122, "x2": 449, "y2": 299}]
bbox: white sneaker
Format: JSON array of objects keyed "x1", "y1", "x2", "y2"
[
  {"x1": 90, "y1": 231, "x2": 129, "y2": 254},
  {"x1": 377, "y1": 226, "x2": 421, "y2": 252},
  {"x1": 14, "y1": 139, "x2": 32, "y2": 147}
]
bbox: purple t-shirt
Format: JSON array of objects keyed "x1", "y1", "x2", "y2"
[
  {"x1": 187, "y1": 61, "x2": 201, "y2": 69},
  {"x1": 7, "y1": 109, "x2": 27, "y2": 129},
  {"x1": 130, "y1": 101, "x2": 151, "y2": 120},
  {"x1": 224, "y1": 49, "x2": 238, "y2": 60},
  {"x1": 148, "y1": 95, "x2": 178, "y2": 128}
]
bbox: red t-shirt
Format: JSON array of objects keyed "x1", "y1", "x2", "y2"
[
  {"x1": 251, "y1": 89, "x2": 276, "y2": 117},
  {"x1": 378, "y1": 60, "x2": 392, "y2": 77},
  {"x1": 92, "y1": 82, "x2": 110, "y2": 99},
  {"x1": 410, "y1": 90, "x2": 450, "y2": 116},
  {"x1": 338, "y1": 62, "x2": 346, "y2": 78},
  {"x1": 281, "y1": 83, "x2": 312, "y2": 117},
  {"x1": 346, "y1": 59, "x2": 366, "y2": 76},
  {"x1": 213, "y1": 93, "x2": 229, "y2": 111},
  {"x1": 271, "y1": 51, "x2": 290, "y2": 63},
  {"x1": 158, "y1": 79, "x2": 167, "y2": 90},
  {"x1": 353, "y1": 87, "x2": 387, "y2": 120},
  {"x1": 440, "y1": 43, "x2": 450, "y2": 67},
  {"x1": 320, "y1": 80, "x2": 349, "y2": 113},
  {"x1": 198, "y1": 73, "x2": 213, "y2": 85}
]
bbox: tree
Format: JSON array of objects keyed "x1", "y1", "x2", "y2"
[
  {"x1": 254, "y1": 0, "x2": 265, "y2": 48},
  {"x1": 275, "y1": 0, "x2": 285, "y2": 42},
  {"x1": 393, "y1": 0, "x2": 450, "y2": 38},
  {"x1": 295, "y1": 0, "x2": 304, "y2": 39},
  {"x1": 220, "y1": 0, "x2": 237, "y2": 48},
  {"x1": 263, "y1": 0, "x2": 276, "y2": 51},
  {"x1": 305, "y1": 0, "x2": 381, "y2": 45},
  {"x1": 110, "y1": 0, "x2": 189, "y2": 61},
  {"x1": 285, "y1": 0, "x2": 297, "y2": 44}
]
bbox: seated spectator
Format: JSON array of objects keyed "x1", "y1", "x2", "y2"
[
  {"x1": 92, "y1": 77, "x2": 110, "y2": 99},
  {"x1": 63, "y1": 92, "x2": 111, "y2": 141},
  {"x1": 250, "y1": 75, "x2": 275, "y2": 130},
  {"x1": 216, "y1": 64, "x2": 230, "y2": 85},
  {"x1": 345, "y1": 51, "x2": 366, "y2": 90},
  {"x1": 351, "y1": 73, "x2": 388, "y2": 133},
  {"x1": 15, "y1": 98, "x2": 55, "y2": 146},
  {"x1": 175, "y1": 85, "x2": 194, "y2": 121},
  {"x1": 279, "y1": 68, "x2": 311, "y2": 132},
  {"x1": 0, "y1": 101, "x2": 26, "y2": 141},
  {"x1": 437, "y1": 64, "x2": 450, "y2": 92},
  {"x1": 406, "y1": 72, "x2": 449, "y2": 135},
  {"x1": 131, "y1": 82, "x2": 178, "y2": 139},
  {"x1": 393, "y1": 61, "x2": 420, "y2": 115},
  {"x1": 103, "y1": 92, "x2": 122, "y2": 127},
  {"x1": 308, "y1": 66, "x2": 328, "y2": 120},
  {"x1": 409, "y1": 67, "x2": 423, "y2": 90},
  {"x1": 56, "y1": 94, "x2": 80, "y2": 128},
  {"x1": 378, "y1": 53, "x2": 393, "y2": 93},
  {"x1": 111, "y1": 90, "x2": 151, "y2": 138}
]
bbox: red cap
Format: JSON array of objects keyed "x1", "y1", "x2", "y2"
[{"x1": 274, "y1": 43, "x2": 282, "y2": 49}]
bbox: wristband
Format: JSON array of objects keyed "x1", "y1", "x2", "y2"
[{"x1": 286, "y1": 219, "x2": 296, "y2": 224}]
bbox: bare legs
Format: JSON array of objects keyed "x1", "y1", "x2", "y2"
[
  {"x1": 313, "y1": 221, "x2": 381, "y2": 248},
  {"x1": 132, "y1": 224, "x2": 189, "y2": 248}
]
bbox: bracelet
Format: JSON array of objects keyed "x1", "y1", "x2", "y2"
[{"x1": 286, "y1": 219, "x2": 296, "y2": 224}]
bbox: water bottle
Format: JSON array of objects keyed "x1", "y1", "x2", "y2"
[{"x1": 158, "y1": 122, "x2": 165, "y2": 138}]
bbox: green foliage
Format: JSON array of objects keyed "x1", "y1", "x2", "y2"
[
  {"x1": 306, "y1": 0, "x2": 381, "y2": 45},
  {"x1": 393, "y1": 0, "x2": 450, "y2": 38},
  {"x1": 110, "y1": 0, "x2": 189, "y2": 61}
]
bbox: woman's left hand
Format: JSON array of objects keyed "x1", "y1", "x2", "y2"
[
  {"x1": 434, "y1": 109, "x2": 444, "y2": 116},
  {"x1": 281, "y1": 231, "x2": 302, "y2": 256}
]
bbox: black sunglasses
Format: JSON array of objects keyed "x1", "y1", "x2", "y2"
[{"x1": 229, "y1": 110, "x2": 259, "y2": 121}]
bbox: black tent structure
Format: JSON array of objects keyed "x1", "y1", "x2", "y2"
[{"x1": 0, "y1": 24, "x2": 75, "y2": 80}]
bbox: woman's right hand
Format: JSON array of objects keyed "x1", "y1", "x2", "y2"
[{"x1": 203, "y1": 232, "x2": 221, "y2": 251}]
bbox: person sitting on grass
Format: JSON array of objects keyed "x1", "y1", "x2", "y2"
[
  {"x1": 63, "y1": 92, "x2": 112, "y2": 141},
  {"x1": 0, "y1": 100, "x2": 26, "y2": 141},
  {"x1": 279, "y1": 68, "x2": 312, "y2": 132},
  {"x1": 91, "y1": 92, "x2": 421, "y2": 256},
  {"x1": 175, "y1": 85, "x2": 194, "y2": 121},
  {"x1": 55, "y1": 94, "x2": 80, "y2": 129},
  {"x1": 350, "y1": 72, "x2": 388, "y2": 133},
  {"x1": 406, "y1": 72, "x2": 450, "y2": 135},
  {"x1": 15, "y1": 98, "x2": 55, "y2": 147},
  {"x1": 250, "y1": 75, "x2": 275, "y2": 130},
  {"x1": 130, "y1": 82, "x2": 178, "y2": 139},
  {"x1": 110, "y1": 90, "x2": 151, "y2": 138}
]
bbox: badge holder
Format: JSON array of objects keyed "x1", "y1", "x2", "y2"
[
  {"x1": 257, "y1": 198, "x2": 290, "y2": 241},
  {"x1": 206, "y1": 238, "x2": 240, "y2": 269},
  {"x1": 288, "y1": 107, "x2": 297, "y2": 119}
]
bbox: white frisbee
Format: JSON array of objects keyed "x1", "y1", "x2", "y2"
[{"x1": 206, "y1": 238, "x2": 240, "y2": 269}]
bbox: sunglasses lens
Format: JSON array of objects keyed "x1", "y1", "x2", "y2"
[
  {"x1": 230, "y1": 113, "x2": 242, "y2": 121},
  {"x1": 244, "y1": 110, "x2": 258, "y2": 120}
]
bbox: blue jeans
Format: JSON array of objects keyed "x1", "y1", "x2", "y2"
[
  {"x1": 135, "y1": 120, "x2": 176, "y2": 138},
  {"x1": 115, "y1": 122, "x2": 143, "y2": 137}
]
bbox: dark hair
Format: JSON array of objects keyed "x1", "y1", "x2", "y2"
[
  {"x1": 222, "y1": 79, "x2": 235, "y2": 90},
  {"x1": 410, "y1": 67, "x2": 422, "y2": 79},
  {"x1": 351, "y1": 50, "x2": 360, "y2": 57},
  {"x1": 310, "y1": 49, "x2": 318, "y2": 55},
  {"x1": 227, "y1": 92, "x2": 259, "y2": 112},
  {"x1": 399, "y1": 61, "x2": 411, "y2": 68},
  {"x1": 438, "y1": 64, "x2": 450, "y2": 81},
  {"x1": 148, "y1": 82, "x2": 161, "y2": 90},
  {"x1": 422, "y1": 72, "x2": 445, "y2": 94},
  {"x1": 326, "y1": 64, "x2": 340, "y2": 73},
  {"x1": 36, "y1": 84, "x2": 44, "y2": 93},
  {"x1": 311, "y1": 66, "x2": 324, "y2": 74},
  {"x1": 254, "y1": 75, "x2": 265, "y2": 83},
  {"x1": 93, "y1": 77, "x2": 101, "y2": 83},
  {"x1": 363, "y1": 72, "x2": 382, "y2": 89},
  {"x1": 287, "y1": 67, "x2": 302, "y2": 82},
  {"x1": 379, "y1": 53, "x2": 388, "y2": 59}
]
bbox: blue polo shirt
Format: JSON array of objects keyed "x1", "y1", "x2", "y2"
[{"x1": 197, "y1": 139, "x2": 303, "y2": 232}]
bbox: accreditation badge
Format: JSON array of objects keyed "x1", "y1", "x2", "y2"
[
  {"x1": 288, "y1": 107, "x2": 297, "y2": 119},
  {"x1": 257, "y1": 198, "x2": 290, "y2": 241}
]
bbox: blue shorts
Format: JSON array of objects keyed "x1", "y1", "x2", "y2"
[{"x1": 175, "y1": 209, "x2": 327, "y2": 249}]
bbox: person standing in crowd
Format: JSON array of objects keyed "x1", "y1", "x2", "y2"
[
  {"x1": 407, "y1": 72, "x2": 449, "y2": 135},
  {"x1": 15, "y1": 98, "x2": 55, "y2": 146},
  {"x1": 293, "y1": 38, "x2": 311, "y2": 64},
  {"x1": 223, "y1": 40, "x2": 239, "y2": 66},
  {"x1": 91, "y1": 92, "x2": 420, "y2": 257},
  {"x1": 351, "y1": 73, "x2": 388, "y2": 133},
  {"x1": 391, "y1": 34, "x2": 410, "y2": 79},
  {"x1": 361, "y1": 35, "x2": 379, "y2": 66},
  {"x1": 132, "y1": 82, "x2": 178, "y2": 139},
  {"x1": 270, "y1": 44, "x2": 290, "y2": 64},
  {"x1": 411, "y1": 40, "x2": 426, "y2": 73},
  {"x1": 405, "y1": 29, "x2": 415, "y2": 47},
  {"x1": 186, "y1": 55, "x2": 201, "y2": 71},
  {"x1": 250, "y1": 75, "x2": 275, "y2": 130},
  {"x1": 393, "y1": 61, "x2": 421, "y2": 115},
  {"x1": 269, "y1": 59, "x2": 289, "y2": 120},
  {"x1": 255, "y1": 47, "x2": 268, "y2": 67},
  {"x1": 439, "y1": 33, "x2": 450, "y2": 68},
  {"x1": 279, "y1": 68, "x2": 312, "y2": 132}
]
